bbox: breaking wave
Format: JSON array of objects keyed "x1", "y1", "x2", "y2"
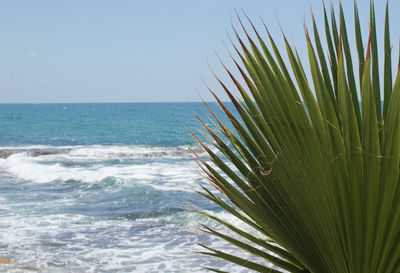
[{"x1": 0, "y1": 145, "x2": 205, "y2": 192}]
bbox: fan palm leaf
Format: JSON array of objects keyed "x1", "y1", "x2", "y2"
[{"x1": 192, "y1": 1, "x2": 400, "y2": 272}]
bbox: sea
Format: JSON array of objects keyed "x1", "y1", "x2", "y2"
[{"x1": 0, "y1": 103, "x2": 273, "y2": 273}]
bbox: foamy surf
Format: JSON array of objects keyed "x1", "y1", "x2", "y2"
[
  {"x1": 0, "y1": 145, "x2": 205, "y2": 192},
  {"x1": 0, "y1": 145, "x2": 253, "y2": 273},
  {"x1": 0, "y1": 102, "x2": 255, "y2": 272},
  {"x1": 0, "y1": 208, "x2": 279, "y2": 273},
  {"x1": 0, "y1": 144, "x2": 204, "y2": 159}
]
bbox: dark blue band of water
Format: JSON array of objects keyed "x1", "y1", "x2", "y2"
[{"x1": 0, "y1": 102, "x2": 234, "y2": 146}]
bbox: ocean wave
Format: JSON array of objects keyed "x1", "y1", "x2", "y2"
[
  {"x1": 0, "y1": 146, "x2": 204, "y2": 192},
  {"x1": 0, "y1": 210, "x2": 274, "y2": 273},
  {"x1": 0, "y1": 144, "x2": 206, "y2": 160}
]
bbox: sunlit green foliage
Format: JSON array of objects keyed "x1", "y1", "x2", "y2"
[{"x1": 192, "y1": 1, "x2": 400, "y2": 272}]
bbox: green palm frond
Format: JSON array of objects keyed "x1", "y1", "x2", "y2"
[{"x1": 193, "y1": 1, "x2": 400, "y2": 272}]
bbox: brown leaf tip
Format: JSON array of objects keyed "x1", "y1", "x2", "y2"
[{"x1": 304, "y1": 22, "x2": 310, "y2": 43}]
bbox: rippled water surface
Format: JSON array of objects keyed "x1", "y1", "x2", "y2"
[{"x1": 0, "y1": 103, "x2": 276, "y2": 272}]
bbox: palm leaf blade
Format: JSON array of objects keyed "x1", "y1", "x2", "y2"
[{"x1": 193, "y1": 2, "x2": 400, "y2": 272}]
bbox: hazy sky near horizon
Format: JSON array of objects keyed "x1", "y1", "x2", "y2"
[{"x1": 0, "y1": 1, "x2": 399, "y2": 103}]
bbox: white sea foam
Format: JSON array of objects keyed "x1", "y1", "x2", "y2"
[
  {"x1": 0, "y1": 144, "x2": 281, "y2": 272},
  {"x1": 0, "y1": 209, "x2": 282, "y2": 273},
  {"x1": 0, "y1": 146, "x2": 204, "y2": 192},
  {"x1": 67, "y1": 145, "x2": 196, "y2": 159},
  {"x1": 0, "y1": 144, "x2": 204, "y2": 160}
]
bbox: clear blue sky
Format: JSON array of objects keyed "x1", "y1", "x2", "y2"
[{"x1": 0, "y1": 0, "x2": 398, "y2": 103}]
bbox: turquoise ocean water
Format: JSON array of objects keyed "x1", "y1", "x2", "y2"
[{"x1": 0, "y1": 103, "x2": 274, "y2": 272}]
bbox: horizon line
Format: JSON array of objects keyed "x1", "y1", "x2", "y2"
[{"x1": 0, "y1": 101, "x2": 232, "y2": 104}]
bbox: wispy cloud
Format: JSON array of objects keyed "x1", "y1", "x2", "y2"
[{"x1": 28, "y1": 51, "x2": 38, "y2": 57}]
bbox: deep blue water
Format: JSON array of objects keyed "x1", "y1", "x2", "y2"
[
  {"x1": 0, "y1": 103, "x2": 263, "y2": 273},
  {"x1": 0, "y1": 103, "x2": 227, "y2": 146}
]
